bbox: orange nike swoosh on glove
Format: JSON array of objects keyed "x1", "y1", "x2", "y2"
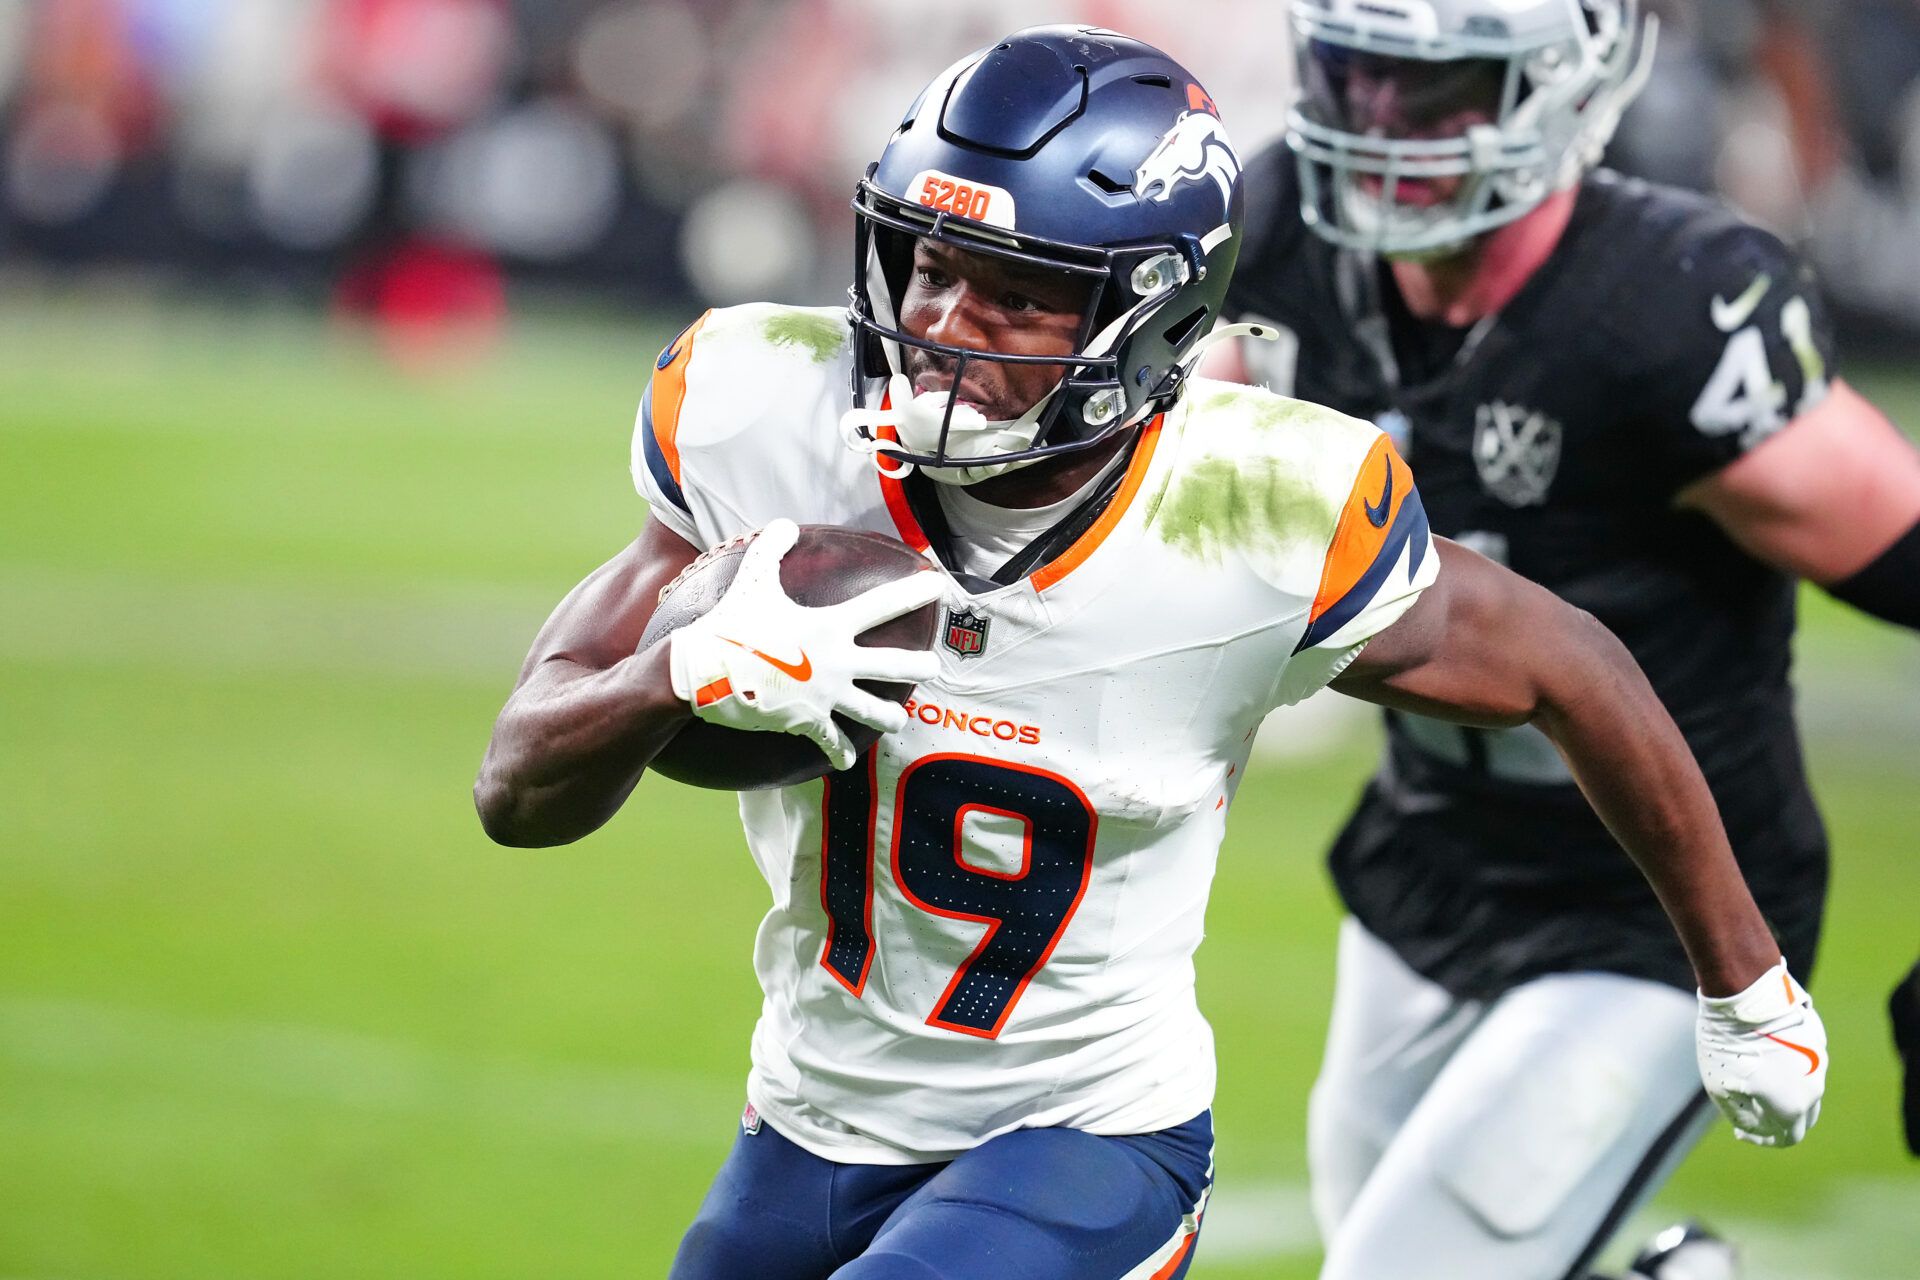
[
  {"x1": 719, "y1": 636, "x2": 813, "y2": 681},
  {"x1": 1763, "y1": 1033, "x2": 1822, "y2": 1075}
]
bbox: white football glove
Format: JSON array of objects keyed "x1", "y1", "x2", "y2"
[
  {"x1": 666, "y1": 519, "x2": 943, "y2": 770},
  {"x1": 1696, "y1": 959, "x2": 1828, "y2": 1147}
]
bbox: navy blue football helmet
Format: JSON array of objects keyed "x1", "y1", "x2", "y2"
[{"x1": 845, "y1": 26, "x2": 1247, "y2": 482}]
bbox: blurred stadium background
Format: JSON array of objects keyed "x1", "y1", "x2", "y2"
[{"x1": 1, "y1": 1, "x2": 1915, "y2": 1276}]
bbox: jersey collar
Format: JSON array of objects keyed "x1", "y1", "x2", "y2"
[{"x1": 875, "y1": 415, "x2": 1166, "y2": 596}]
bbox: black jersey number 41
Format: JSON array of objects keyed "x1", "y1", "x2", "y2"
[{"x1": 819, "y1": 753, "x2": 1097, "y2": 1039}]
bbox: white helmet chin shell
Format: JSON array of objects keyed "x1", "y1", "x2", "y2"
[
  {"x1": 839, "y1": 375, "x2": 1053, "y2": 486},
  {"x1": 889, "y1": 382, "x2": 1050, "y2": 487},
  {"x1": 1288, "y1": 0, "x2": 1657, "y2": 255}
]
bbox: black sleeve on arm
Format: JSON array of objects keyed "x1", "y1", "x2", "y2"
[{"x1": 1823, "y1": 517, "x2": 1920, "y2": 630}]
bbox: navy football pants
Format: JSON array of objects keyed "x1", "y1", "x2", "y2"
[{"x1": 669, "y1": 1111, "x2": 1213, "y2": 1279}]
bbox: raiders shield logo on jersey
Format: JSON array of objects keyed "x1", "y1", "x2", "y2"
[
  {"x1": 944, "y1": 608, "x2": 990, "y2": 658},
  {"x1": 1473, "y1": 401, "x2": 1563, "y2": 507}
]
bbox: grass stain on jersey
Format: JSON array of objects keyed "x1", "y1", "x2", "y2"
[
  {"x1": 1189, "y1": 383, "x2": 1321, "y2": 431},
  {"x1": 1150, "y1": 455, "x2": 1335, "y2": 562},
  {"x1": 763, "y1": 311, "x2": 847, "y2": 364}
]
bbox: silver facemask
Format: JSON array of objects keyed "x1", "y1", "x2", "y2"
[{"x1": 1288, "y1": 0, "x2": 1657, "y2": 256}]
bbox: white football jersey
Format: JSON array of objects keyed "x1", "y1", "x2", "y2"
[{"x1": 632, "y1": 303, "x2": 1437, "y2": 1164}]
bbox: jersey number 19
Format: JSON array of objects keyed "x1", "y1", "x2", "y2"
[{"x1": 820, "y1": 754, "x2": 1097, "y2": 1039}]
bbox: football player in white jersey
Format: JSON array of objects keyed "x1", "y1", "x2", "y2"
[{"x1": 476, "y1": 25, "x2": 1825, "y2": 1280}]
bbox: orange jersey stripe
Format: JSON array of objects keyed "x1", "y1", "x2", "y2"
[
  {"x1": 875, "y1": 425, "x2": 934, "y2": 552},
  {"x1": 1310, "y1": 432, "x2": 1415, "y2": 625},
  {"x1": 1149, "y1": 1227, "x2": 1198, "y2": 1280},
  {"x1": 650, "y1": 310, "x2": 712, "y2": 485},
  {"x1": 1031, "y1": 415, "x2": 1164, "y2": 592},
  {"x1": 869, "y1": 385, "x2": 933, "y2": 552}
]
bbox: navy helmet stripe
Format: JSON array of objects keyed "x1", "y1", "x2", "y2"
[{"x1": 1294, "y1": 486, "x2": 1430, "y2": 653}]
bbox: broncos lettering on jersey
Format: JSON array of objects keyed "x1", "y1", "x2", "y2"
[{"x1": 633, "y1": 302, "x2": 1437, "y2": 1163}]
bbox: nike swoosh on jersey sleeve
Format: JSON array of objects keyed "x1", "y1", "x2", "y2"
[
  {"x1": 632, "y1": 310, "x2": 713, "y2": 518},
  {"x1": 1296, "y1": 432, "x2": 1431, "y2": 653}
]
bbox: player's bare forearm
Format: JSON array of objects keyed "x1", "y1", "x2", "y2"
[
  {"x1": 476, "y1": 647, "x2": 687, "y2": 847},
  {"x1": 1331, "y1": 539, "x2": 1780, "y2": 996},
  {"x1": 475, "y1": 521, "x2": 701, "y2": 847},
  {"x1": 1523, "y1": 626, "x2": 1780, "y2": 998},
  {"x1": 1680, "y1": 380, "x2": 1920, "y2": 628}
]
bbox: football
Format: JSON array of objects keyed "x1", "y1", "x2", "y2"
[{"x1": 639, "y1": 525, "x2": 941, "y2": 790}]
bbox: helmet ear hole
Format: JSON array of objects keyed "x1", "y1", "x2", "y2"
[{"x1": 1164, "y1": 306, "x2": 1208, "y2": 351}]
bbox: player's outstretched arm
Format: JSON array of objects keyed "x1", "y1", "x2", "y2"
[
  {"x1": 475, "y1": 517, "x2": 704, "y2": 848},
  {"x1": 1332, "y1": 539, "x2": 1778, "y2": 993},
  {"x1": 1332, "y1": 538, "x2": 1828, "y2": 1146}
]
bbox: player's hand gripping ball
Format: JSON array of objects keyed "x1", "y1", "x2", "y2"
[
  {"x1": 644, "y1": 519, "x2": 942, "y2": 789},
  {"x1": 1695, "y1": 959, "x2": 1829, "y2": 1147}
]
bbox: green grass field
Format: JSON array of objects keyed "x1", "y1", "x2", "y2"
[{"x1": 2, "y1": 291, "x2": 1915, "y2": 1278}]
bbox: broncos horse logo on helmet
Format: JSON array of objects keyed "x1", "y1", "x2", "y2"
[
  {"x1": 841, "y1": 25, "x2": 1256, "y2": 485},
  {"x1": 1134, "y1": 111, "x2": 1242, "y2": 211}
]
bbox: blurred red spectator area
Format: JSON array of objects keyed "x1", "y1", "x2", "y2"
[
  {"x1": 2, "y1": 0, "x2": 1917, "y2": 347},
  {"x1": 319, "y1": 0, "x2": 510, "y2": 144},
  {"x1": 0, "y1": 2, "x2": 1296, "y2": 299}
]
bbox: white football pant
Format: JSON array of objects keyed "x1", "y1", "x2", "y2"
[{"x1": 1311, "y1": 919, "x2": 1715, "y2": 1280}]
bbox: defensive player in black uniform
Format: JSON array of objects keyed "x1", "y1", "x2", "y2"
[{"x1": 1212, "y1": 1, "x2": 1920, "y2": 1277}]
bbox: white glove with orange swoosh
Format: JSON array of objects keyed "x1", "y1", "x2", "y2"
[
  {"x1": 666, "y1": 519, "x2": 943, "y2": 770},
  {"x1": 1696, "y1": 958, "x2": 1828, "y2": 1147}
]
